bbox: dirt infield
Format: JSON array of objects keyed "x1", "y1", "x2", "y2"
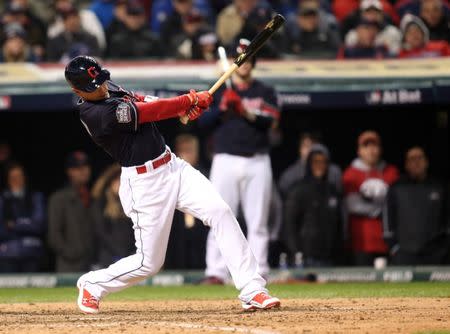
[{"x1": 1, "y1": 298, "x2": 449, "y2": 334}]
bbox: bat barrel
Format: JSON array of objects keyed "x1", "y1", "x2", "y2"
[{"x1": 234, "y1": 14, "x2": 285, "y2": 66}]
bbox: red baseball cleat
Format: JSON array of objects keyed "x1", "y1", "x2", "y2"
[
  {"x1": 77, "y1": 281, "x2": 99, "y2": 314},
  {"x1": 242, "y1": 292, "x2": 281, "y2": 311}
]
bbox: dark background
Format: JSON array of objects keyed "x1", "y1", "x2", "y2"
[{"x1": 0, "y1": 104, "x2": 448, "y2": 195}]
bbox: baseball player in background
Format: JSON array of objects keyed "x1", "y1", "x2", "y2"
[
  {"x1": 64, "y1": 55, "x2": 280, "y2": 314},
  {"x1": 203, "y1": 39, "x2": 279, "y2": 283}
]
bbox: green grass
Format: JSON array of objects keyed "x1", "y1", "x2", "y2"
[{"x1": 1, "y1": 282, "x2": 450, "y2": 304}]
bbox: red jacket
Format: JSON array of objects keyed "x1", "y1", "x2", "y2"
[
  {"x1": 343, "y1": 159, "x2": 399, "y2": 253},
  {"x1": 398, "y1": 41, "x2": 450, "y2": 58}
]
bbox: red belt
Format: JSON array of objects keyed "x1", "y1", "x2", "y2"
[{"x1": 136, "y1": 150, "x2": 171, "y2": 174}]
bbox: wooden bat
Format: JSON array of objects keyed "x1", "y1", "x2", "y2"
[{"x1": 180, "y1": 13, "x2": 285, "y2": 124}]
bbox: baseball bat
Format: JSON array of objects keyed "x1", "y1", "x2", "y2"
[{"x1": 181, "y1": 13, "x2": 285, "y2": 124}]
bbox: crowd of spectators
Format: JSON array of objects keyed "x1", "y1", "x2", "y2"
[
  {"x1": 0, "y1": 0, "x2": 449, "y2": 63},
  {"x1": 0, "y1": 129, "x2": 449, "y2": 273}
]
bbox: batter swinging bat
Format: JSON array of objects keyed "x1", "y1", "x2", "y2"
[{"x1": 181, "y1": 13, "x2": 285, "y2": 124}]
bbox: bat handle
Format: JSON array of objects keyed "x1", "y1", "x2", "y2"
[{"x1": 180, "y1": 63, "x2": 239, "y2": 124}]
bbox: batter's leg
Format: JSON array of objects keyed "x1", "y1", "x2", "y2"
[
  {"x1": 240, "y1": 155, "x2": 272, "y2": 277},
  {"x1": 176, "y1": 159, "x2": 267, "y2": 302},
  {"x1": 205, "y1": 154, "x2": 241, "y2": 280},
  {"x1": 78, "y1": 166, "x2": 179, "y2": 300}
]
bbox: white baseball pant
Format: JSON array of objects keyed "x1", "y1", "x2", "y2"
[
  {"x1": 78, "y1": 149, "x2": 267, "y2": 302},
  {"x1": 205, "y1": 153, "x2": 272, "y2": 280}
]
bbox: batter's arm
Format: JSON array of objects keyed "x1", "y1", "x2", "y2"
[{"x1": 135, "y1": 90, "x2": 212, "y2": 123}]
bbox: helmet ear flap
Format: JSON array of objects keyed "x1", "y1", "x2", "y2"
[{"x1": 101, "y1": 69, "x2": 111, "y2": 80}]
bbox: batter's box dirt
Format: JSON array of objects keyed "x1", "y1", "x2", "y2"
[{"x1": 0, "y1": 298, "x2": 449, "y2": 334}]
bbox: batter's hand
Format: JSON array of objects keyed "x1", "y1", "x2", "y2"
[
  {"x1": 183, "y1": 105, "x2": 205, "y2": 121},
  {"x1": 219, "y1": 89, "x2": 244, "y2": 115},
  {"x1": 186, "y1": 90, "x2": 213, "y2": 109}
]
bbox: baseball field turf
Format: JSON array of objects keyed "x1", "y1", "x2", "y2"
[{"x1": 1, "y1": 282, "x2": 450, "y2": 333}]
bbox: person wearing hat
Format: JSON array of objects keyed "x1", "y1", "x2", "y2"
[
  {"x1": 167, "y1": 9, "x2": 213, "y2": 59},
  {"x1": 338, "y1": 17, "x2": 390, "y2": 59},
  {"x1": 160, "y1": 0, "x2": 195, "y2": 48},
  {"x1": 398, "y1": 13, "x2": 450, "y2": 58},
  {"x1": 0, "y1": 0, "x2": 47, "y2": 59},
  {"x1": 285, "y1": 0, "x2": 340, "y2": 59},
  {"x1": 46, "y1": 5, "x2": 100, "y2": 62},
  {"x1": 342, "y1": 131, "x2": 399, "y2": 266},
  {"x1": 338, "y1": 0, "x2": 399, "y2": 34},
  {"x1": 48, "y1": 151, "x2": 96, "y2": 272},
  {"x1": 202, "y1": 38, "x2": 280, "y2": 284},
  {"x1": 284, "y1": 143, "x2": 343, "y2": 267},
  {"x1": 106, "y1": 1, "x2": 162, "y2": 59},
  {"x1": 342, "y1": 0, "x2": 401, "y2": 56},
  {"x1": 64, "y1": 55, "x2": 279, "y2": 313},
  {"x1": 334, "y1": 0, "x2": 399, "y2": 25},
  {"x1": 0, "y1": 22, "x2": 37, "y2": 62}
]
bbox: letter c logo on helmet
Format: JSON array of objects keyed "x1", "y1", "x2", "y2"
[{"x1": 87, "y1": 66, "x2": 99, "y2": 79}]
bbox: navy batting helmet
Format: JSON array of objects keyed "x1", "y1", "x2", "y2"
[{"x1": 65, "y1": 56, "x2": 110, "y2": 93}]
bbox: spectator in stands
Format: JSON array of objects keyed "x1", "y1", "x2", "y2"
[
  {"x1": 46, "y1": 6, "x2": 100, "y2": 62},
  {"x1": 272, "y1": 0, "x2": 321, "y2": 18},
  {"x1": 385, "y1": 147, "x2": 449, "y2": 265},
  {"x1": 152, "y1": 0, "x2": 212, "y2": 36},
  {"x1": 166, "y1": 10, "x2": 214, "y2": 59},
  {"x1": 335, "y1": 0, "x2": 399, "y2": 26},
  {"x1": 396, "y1": 0, "x2": 450, "y2": 21},
  {"x1": 90, "y1": 0, "x2": 118, "y2": 29},
  {"x1": 195, "y1": 30, "x2": 218, "y2": 60},
  {"x1": 343, "y1": 0, "x2": 401, "y2": 56},
  {"x1": 420, "y1": 0, "x2": 450, "y2": 42},
  {"x1": 0, "y1": 162, "x2": 45, "y2": 272},
  {"x1": 278, "y1": 132, "x2": 342, "y2": 198},
  {"x1": 0, "y1": 0, "x2": 47, "y2": 59},
  {"x1": 216, "y1": 0, "x2": 260, "y2": 46},
  {"x1": 160, "y1": 0, "x2": 196, "y2": 45},
  {"x1": 91, "y1": 164, "x2": 134, "y2": 268},
  {"x1": 47, "y1": 0, "x2": 106, "y2": 53},
  {"x1": 0, "y1": 23, "x2": 38, "y2": 62},
  {"x1": 106, "y1": 1, "x2": 162, "y2": 59},
  {"x1": 343, "y1": 131, "x2": 399, "y2": 266},
  {"x1": 285, "y1": 0, "x2": 340, "y2": 59},
  {"x1": 234, "y1": 6, "x2": 283, "y2": 58},
  {"x1": 165, "y1": 134, "x2": 209, "y2": 269},
  {"x1": 104, "y1": 0, "x2": 129, "y2": 39},
  {"x1": 398, "y1": 14, "x2": 450, "y2": 58},
  {"x1": 0, "y1": 142, "x2": 12, "y2": 191},
  {"x1": 48, "y1": 151, "x2": 95, "y2": 272},
  {"x1": 284, "y1": 144, "x2": 342, "y2": 267},
  {"x1": 338, "y1": 18, "x2": 390, "y2": 59}
]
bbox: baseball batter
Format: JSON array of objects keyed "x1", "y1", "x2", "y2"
[
  {"x1": 65, "y1": 56, "x2": 280, "y2": 314},
  {"x1": 204, "y1": 40, "x2": 279, "y2": 283}
]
